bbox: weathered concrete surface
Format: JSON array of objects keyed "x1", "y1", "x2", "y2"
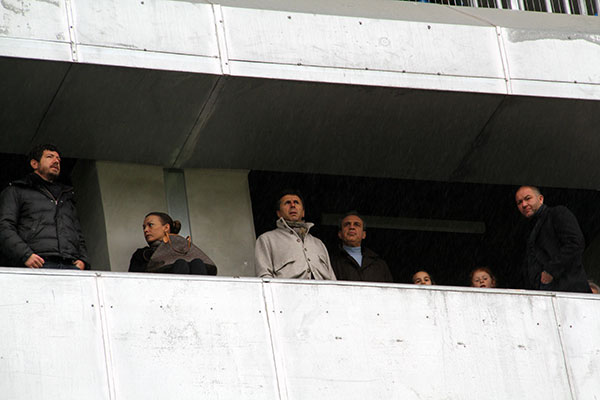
[
  {"x1": 1, "y1": 268, "x2": 598, "y2": 399},
  {"x1": 1, "y1": 0, "x2": 599, "y2": 99}
]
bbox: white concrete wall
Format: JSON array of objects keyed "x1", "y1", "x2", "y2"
[
  {"x1": 1, "y1": 268, "x2": 599, "y2": 399},
  {"x1": 1, "y1": 0, "x2": 599, "y2": 100},
  {"x1": 185, "y1": 169, "x2": 256, "y2": 277},
  {"x1": 96, "y1": 161, "x2": 167, "y2": 272}
]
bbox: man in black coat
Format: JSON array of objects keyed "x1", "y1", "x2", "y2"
[
  {"x1": 515, "y1": 186, "x2": 590, "y2": 293},
  {"x1": 0, "y1": 144, "x2": 88, "y2": 270},
  {"x1": 330, "y1": 211, "x2": 393, "y2": 283}
]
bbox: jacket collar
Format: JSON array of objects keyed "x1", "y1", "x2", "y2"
[
  {"x1": 12, "y1": 173, "x2": 72, "y2": 191},
  {"x1": 528, "y1": 204, "x2": 550, "y2": 244},
  {"x1": 339, "y1": 244, "x2": 378, "y2": 268},
  {"x1": 339, "y1": 244, "x2": 377, "y2": 258},
  {"x1": 531, "y1": 204, "x2": 548, "y2": 221},
  {"x1": 276, "y1": 217, "x2": 314, "y2": 232}
]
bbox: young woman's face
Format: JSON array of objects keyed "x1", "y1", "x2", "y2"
[
  {"x1": 471, "y1": 270, "x2": 495, "y2": 288},
  {"x1": 412, "y1": 271, "x2": 433, "y2": 285},
  {"x1": 142, "y1": 215, "x2": 169, "y2": 244}
]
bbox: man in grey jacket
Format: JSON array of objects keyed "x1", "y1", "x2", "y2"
[
  {"x1": 0, "y1": 144, "x2": 88, "y2": 270},
  {"x1": 255, "y1": 189, "x2": 335, "y2": 280}
]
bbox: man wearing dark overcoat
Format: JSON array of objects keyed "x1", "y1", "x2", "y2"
[
  {"x1": 515, "y1": 186, "x2": 590, "y2": 293},
  {"x1": 330, "y1": 211, "x2": 393, "y2": 283}
]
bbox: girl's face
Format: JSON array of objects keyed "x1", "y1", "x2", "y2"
[
  {"x1": 472, "y1": 270, "x2": 495, "y2": 288},
  {"x1": 143, "y1": 215, "x2": 169, "y2": 244},
  {"x1": 412, "y1": 271, "x2": 433, "y2": 285}
]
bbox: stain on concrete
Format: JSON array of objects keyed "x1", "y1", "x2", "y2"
[
  {"x1": 1, "y1": 0, "x2": 26, "y2": 16},
  {"x1": 1, "y1": 0, "x2": 58, "y2": 17},
  {"x1": 113, "y1": 42, "x2": 140, "y2": 50},
  {"x1": 37, "y1": 0, "x2": 60, "y2": 6},
  {"x1": 508, "y1": 29, "x2": 600, "y2": 46}
]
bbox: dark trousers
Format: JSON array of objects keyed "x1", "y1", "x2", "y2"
[
  {"x1": 42, "y1": 260, "x2": 80, "y2": 270},
  {"x1": 161, "y1": 259, "x2": 208, "y2": 275}
]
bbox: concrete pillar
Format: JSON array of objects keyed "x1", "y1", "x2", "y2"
[
  {"x1": 97, "y1": 162, "x2": 167, "y2": 271},
  {"x1": 71, "y1": 160, "x2": 110, "y2": 271},
  {"x1": 185, "y1": 169, "x2": 256, "y2": 277},
  {"x1": 73, "y1": 161, "x2": 167, "y2": 271},
  {"x1": 74, "y1": 161, "x2": 256, "y2": 275}
]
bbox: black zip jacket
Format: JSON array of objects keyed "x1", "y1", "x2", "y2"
[{"x1": 0, "y1": 173, "x2": 89, "y2": 268}]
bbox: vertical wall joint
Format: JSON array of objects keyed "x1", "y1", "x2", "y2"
[
  {"x1": 551, "y1": 296, "x2": 577, "y2": 400},
  {"x1": 95, "y1": 275, "x2": 116, "y2": 399},
  {"x1": 495, "y1": 26, "x2": 512, "y2": 95},
  {"x1": 212, "y1": 4, "x2": 231, "y2": 75},
  {"x1": 64, "y1": 0, "x2": 79, "y2": 62},
  {"x1": 262, "y1": 281, "x2": 289, "y2": 400}
]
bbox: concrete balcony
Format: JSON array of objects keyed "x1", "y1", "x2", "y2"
[{"x1": 1, "y1": 267, "x2": 599, "y2": 399}]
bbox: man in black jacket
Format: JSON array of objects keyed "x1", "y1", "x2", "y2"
[
  {"x1": 330, "y1": 211, "x2": 393, "y2": 283},
  {"x1": 0, "y1": 144, "x2": 88, "y2": 270},
  {"x1": 515, "y1": 186, "x2": 590, "y2": 293}
]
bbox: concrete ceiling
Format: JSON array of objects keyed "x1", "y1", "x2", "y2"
[{"x1": 2, "y1": 55, "x2": 600, "y2": 189}]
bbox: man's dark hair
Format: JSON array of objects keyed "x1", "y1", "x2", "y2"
[
  {"x1": 339, "y1": 211, "x2": 366, "y2": 230},
  {"x1": 28, "y1": 144, "x2": 61, "y2": 163},
  {"x1": 275, "y1": 189, "x2": 304, "y2": 211}
]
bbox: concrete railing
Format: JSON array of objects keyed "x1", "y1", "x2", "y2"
[{"x1": 1, "y1": 268, "x2": 599, "y2": 399}]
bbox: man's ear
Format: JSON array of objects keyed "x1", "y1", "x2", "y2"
[
  {"x1": 539, "y1": 195, "x2": 544, "y2": 204},
  {"x1": 276, "y1": 210, "x2": 282, "y2": 218},
  {"x1": 362, "y1": 231, "x2": 366, "y2": 240},
  {"x1": 338, "y1": 231, "x2": 343, "y2": 240},
  {"x1": 30, "y1": 159, "x2": 38, "y2": 170}
]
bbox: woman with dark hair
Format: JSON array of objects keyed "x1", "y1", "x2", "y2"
[
  {"x1": 470, "y1": 266, "x2": 496, "y2": 288},
  {"x1": 128, "y1": 212, "x2": 217, "y2": 275}
]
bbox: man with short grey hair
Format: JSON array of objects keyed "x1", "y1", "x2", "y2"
[{"x1": 330, "y1": 211, "x2": 393, "y2": 283}]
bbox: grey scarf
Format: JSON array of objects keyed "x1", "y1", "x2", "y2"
[{"x1": 286, "y1": 220, "x2": 310, "y2": 240}]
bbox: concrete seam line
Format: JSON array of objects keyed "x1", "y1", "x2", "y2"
[
  {"x1": 262, "y1": 281, "x2": 289, "y2": 400},
  {"x1": 64, "y1": 0, "x2": 79, "y2": 62},
  {"x1": 95, "y1": 275, "x2": 117, "y2": 400},
  {"x1": 213, "y1": 4, "x2": 231, "y2": 75},
  {"x1": 171, "y1": 76, "x2": 225, "y2": 168},
  {"x1": 495, "y1": 26, "x2": 513, "y2": 95},
  {"x1": 30, "y1": 63, "x2": 73, "y2": 145},
  {"x1": 551, "y1": 296, "x2": 577, "y2": 400}
]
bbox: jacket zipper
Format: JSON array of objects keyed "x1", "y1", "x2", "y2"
[{"x1": 39, "y1": 186, "x2": 59, "y2": 205}]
